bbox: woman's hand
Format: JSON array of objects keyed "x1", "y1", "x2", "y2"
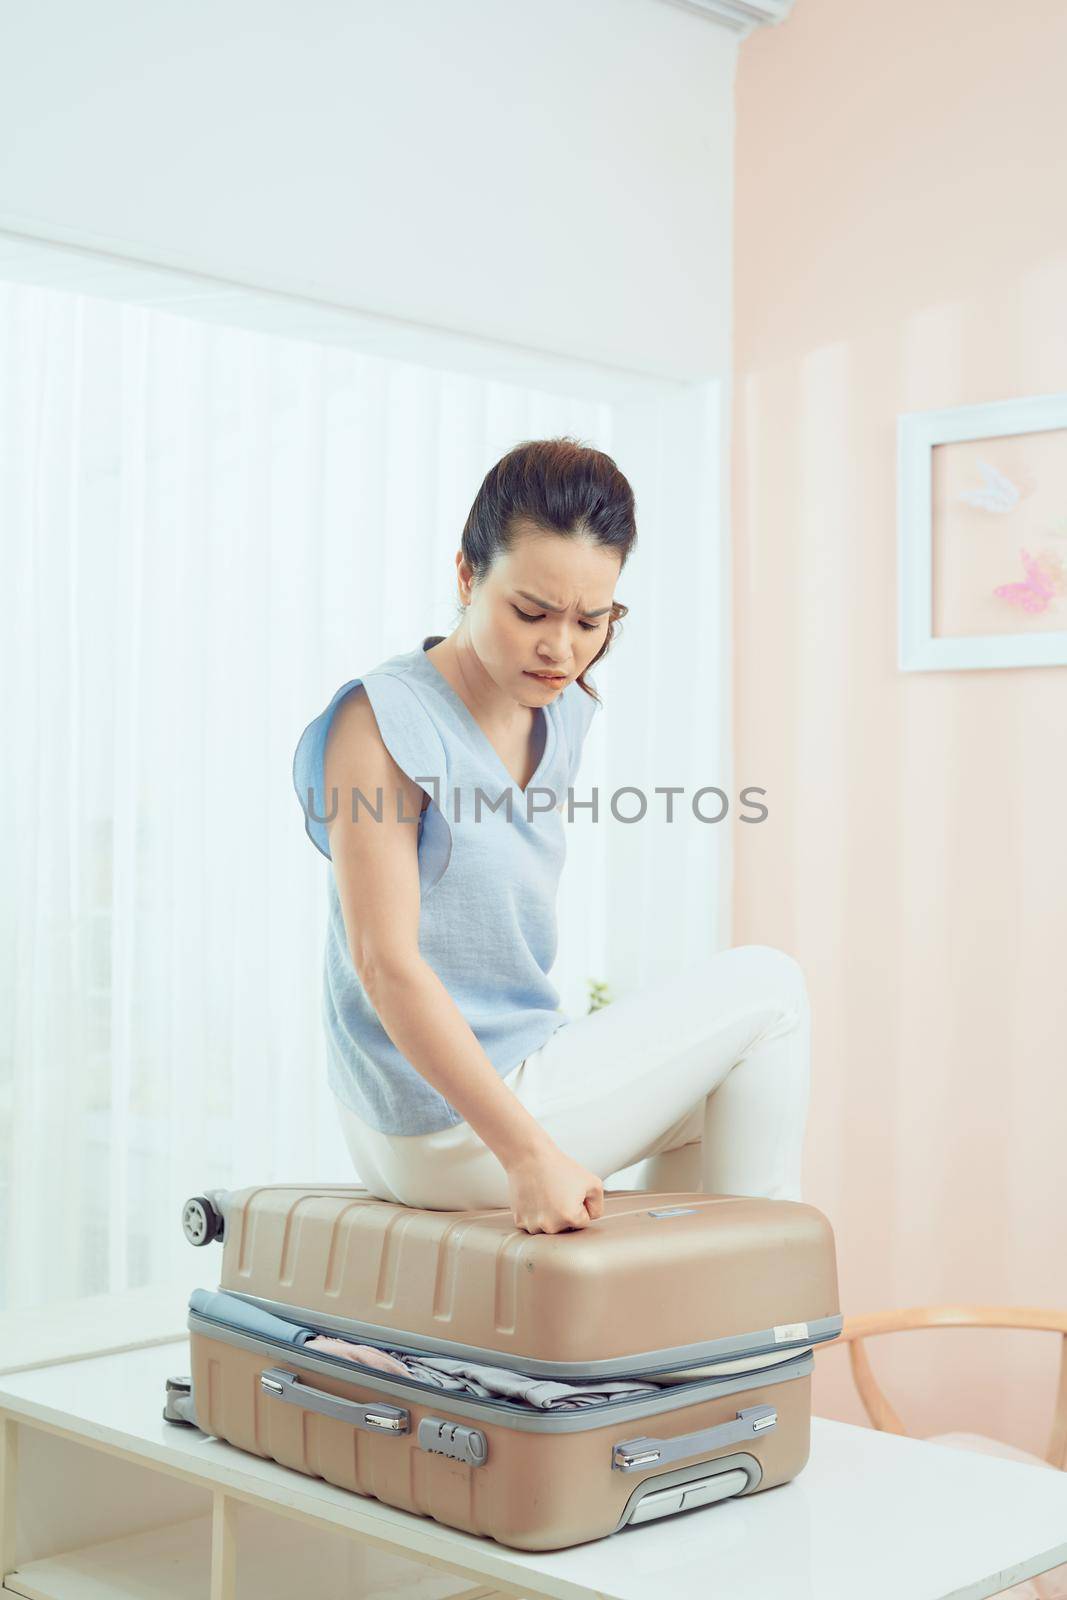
[{"x1": 505, "y1": 1141, "x2": 605, "y2": 1234}]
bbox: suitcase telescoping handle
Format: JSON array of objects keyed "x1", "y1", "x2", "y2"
[
  {"x1": 260, "y1": 1367, "x2": 410, "y2": 1435},
  {"x1": 612, "y1": 1403, "x2": 777, "y2": 1472}
]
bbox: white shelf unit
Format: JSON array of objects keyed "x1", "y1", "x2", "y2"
[
  {"x1": 5, "y1": 1337, "x2": 1067, "y2": 1600},
  {"x1": 0, "y1": 1343, "x2": 546, "y2": 1600},
  {"x1": 3, "y1": 1497, "x2": 505, "y2": 1600}
]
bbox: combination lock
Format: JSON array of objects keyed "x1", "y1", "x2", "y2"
[{"x1": 417, "y1": 1416, "x2": 489, "y2": 1466}]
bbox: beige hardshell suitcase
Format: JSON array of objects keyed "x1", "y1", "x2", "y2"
[{"x1": 169, "y1": 1184, "x2": 842, "y2": 1551}]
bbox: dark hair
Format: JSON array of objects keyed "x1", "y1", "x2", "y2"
[{"x1": 457, "y1": 437, "x2": 635, "y2": 701}]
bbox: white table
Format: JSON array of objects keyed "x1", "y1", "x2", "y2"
[{"x1": 2, "y1": 1339, "x2": 1066, "y2": 1600}]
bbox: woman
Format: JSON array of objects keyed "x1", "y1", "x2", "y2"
[{"x1": 293, "y1": 438, "x2": 811, "y2": 1236}]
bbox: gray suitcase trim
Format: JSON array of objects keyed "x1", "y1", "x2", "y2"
[
  {"x1": 220, "y1": 1286, "x2": 841, "y2": 1379},
  {"x1": 615, "y1": 1451, "x2": 764, "y2": 1528},
  {"x1": 612, "y1": 1402, "x2": 777, "y2": 1470},
  {"x1": 186, "y1": 1305, "x2": 814, "y2": 1436},
  {"x1": 256, "y1": 1371, "x2": 489, "y2": 1467},
  {"x1": 260, "y1": 1367, "x2": 411, "y2": 1434}
]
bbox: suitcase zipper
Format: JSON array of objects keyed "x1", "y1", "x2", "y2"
[
  {"x1": 188, "y1": 1298, "x2": 810, "y2": 1416},
  {"x1": 217, "y1": 1287, "x2": 839, "y2": 1380}
]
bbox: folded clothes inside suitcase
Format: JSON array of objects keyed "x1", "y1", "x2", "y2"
[
  {"x1": 170, "y1": 1185, "x2": 842, "y2": 1551},
  {"x1": 186, "y1": 1286, "x2": 667, "y2": 1409}
]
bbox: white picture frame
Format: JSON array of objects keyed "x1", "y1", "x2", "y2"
[{"x1": 897, "y1": 391, "x2": 1067, "y2": 671}]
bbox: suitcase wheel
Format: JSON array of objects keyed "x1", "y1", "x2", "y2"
[
  {"x1": 163, "y1": 1376, "x2": 197, "y2": 1426},
  {"x1": 181, "y1": 1194, "x2": 224, "y2": 1247}
]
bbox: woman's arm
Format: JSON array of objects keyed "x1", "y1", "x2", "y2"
[{"x1": 323, "y1": 688, "x2": 603, "y2": 1232}]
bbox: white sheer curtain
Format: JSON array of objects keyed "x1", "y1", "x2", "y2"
[{"x1": 0, "y1": 274, "x2": 727, "y2": 1314}]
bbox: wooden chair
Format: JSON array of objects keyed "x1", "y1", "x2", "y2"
[{"x1": 820, "y1": 1306, "x2": 1067, "y2": 1600}]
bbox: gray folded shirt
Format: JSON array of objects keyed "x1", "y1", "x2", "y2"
[
  {"x1": 377, "y1": 1350, "x2": 661, "y2": 1410},
  {"x1": 190, "y1": 1288, "x2": 661, "y2": 1411}
]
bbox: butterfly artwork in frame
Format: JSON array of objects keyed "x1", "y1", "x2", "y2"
[
  {"x1": 992, "y1": 546, "x2": 1066, "y2": 615},
  {"x1": 898, "y1": 392, "x2": 1067, "y2": 670}
]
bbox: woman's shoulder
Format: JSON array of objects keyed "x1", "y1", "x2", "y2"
[
  {"x1": 325, "y1": 685, "x2": 431, "y2": 816},
  {"x1": 293, "y1": 663, "x2": 446, "y2": 860}
]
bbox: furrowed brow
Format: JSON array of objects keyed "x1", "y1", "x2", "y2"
[{"x1": 515, "y1": 590, "x2": 612, "y2": 619}]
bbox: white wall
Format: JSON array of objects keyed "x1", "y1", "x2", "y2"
[{"x1": 0, "y1": 0, "x2": 737, "y2": 381}]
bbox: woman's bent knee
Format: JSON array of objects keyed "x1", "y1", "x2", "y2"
[{"x1": 721, "y1": 943, "x2": 808, "y2": 1011}]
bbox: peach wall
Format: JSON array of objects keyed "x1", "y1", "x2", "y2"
[{"x1": 732, "y1": 0, "x2": 1067, "y2": 1454}]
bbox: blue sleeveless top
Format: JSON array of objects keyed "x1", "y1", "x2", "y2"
[{"x1": 293, "y1": 635, "x2": 601, "y2": 1134}]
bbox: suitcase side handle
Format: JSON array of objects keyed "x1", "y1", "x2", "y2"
[
  {"x1": 260, "y1": 1367, "x2": 410, "y2": 1435},
  {"x1": 612, "y1": 1403, "x2": 777, "y2": 1471}
]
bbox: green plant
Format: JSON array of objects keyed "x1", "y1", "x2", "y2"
[{"x1": 586, "y1": 978, "x2": 612, "y2": 1014}]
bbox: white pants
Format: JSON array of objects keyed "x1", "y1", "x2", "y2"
[{"x1": 333, "y1": 944, "x2": 811, "y2": 1211}]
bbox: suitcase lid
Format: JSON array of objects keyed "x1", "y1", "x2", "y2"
[{"x1": 204, "y1": 1185, "x2": 842, "y2": 1379}]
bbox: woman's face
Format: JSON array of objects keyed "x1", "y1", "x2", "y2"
[{"x1": 459, "y1": 523, "x2": 621, "y2": 702}]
